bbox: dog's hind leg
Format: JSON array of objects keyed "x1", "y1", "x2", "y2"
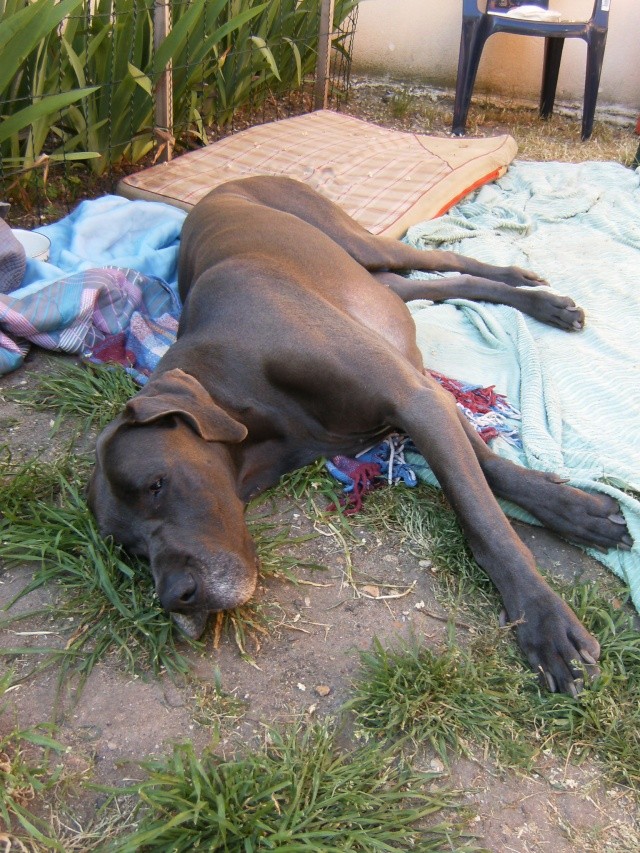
[
  {"x1": 374, "y1": 271, "x2": 584, "y2": 330},
  {"x1": 229, "y1": 176, "x2": 546, "y2": 288}
]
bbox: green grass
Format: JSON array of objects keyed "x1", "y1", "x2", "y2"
[
  {"x1": 348, "y1": 626, "x2": 537, "y2": 768},
  {"x1": 248, "y1": 513, "x2": 324, "y2": 583},
  {"x1": 106, "y1": 720, "x2": 480, "y2": 853},
  {"x1": 277, "y1": 458, "x2": 356, "y2": 532},
  {"x1": 389, "y1": 90, "x2": 418, "y2": 119},
  {"x1": 190, "y1": 667, "x2": 247, "y2": 733},
  {"x1": 4, "y1": 360, "x2": 139, "y2": 432},
  {"x1": 0, "y1": 671, "x2": 66, "y2": 851},
  {"x1": 0, "y1": 452, "x2": 192, "y2": 700},
  {"x1": 349, "y1": 581, "x2": 640, "y2": 788}
]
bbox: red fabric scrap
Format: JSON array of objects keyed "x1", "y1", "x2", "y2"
[{"x1": 326, "y1": 459, "x2": 383, "y2": 515}]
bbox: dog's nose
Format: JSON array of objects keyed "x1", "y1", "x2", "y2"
[{"x1": 158, "y1": 572, "x2": 198, "y2": 611}]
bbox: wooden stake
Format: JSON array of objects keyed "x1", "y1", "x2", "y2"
[
  {"x1": 314, "y1": 0, "x2": 335, "y2": 110},
  {"x1": 153, "y1": 0, "x2": 173, "y2": 162}
]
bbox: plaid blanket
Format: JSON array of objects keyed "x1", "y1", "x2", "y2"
[{"x1": 0, "y1": 195, "x2": 185, "y2": 374}]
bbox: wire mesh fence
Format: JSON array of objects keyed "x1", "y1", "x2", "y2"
[{"x1": 0, "y1": 0, "x2": 358, "y2": 224}]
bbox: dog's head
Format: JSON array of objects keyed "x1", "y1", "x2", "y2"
[{"x1": 88, "y1": 368, "x2": 258, "y2": 638}]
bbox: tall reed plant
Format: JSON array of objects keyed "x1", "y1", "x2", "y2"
[
  {"x1": 0, "y1": 0, "x2": 98, "y2": 171},
  {"x1": 208, "y1": 0, "x2": 360, "y2": 129},
  {"x1": 1, "y1": 0, "x2": 359, "y2": 182}
]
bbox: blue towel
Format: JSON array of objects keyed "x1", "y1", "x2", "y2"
[{"x1": 34, "y1": 194, "x2": 186, "y2": 286}]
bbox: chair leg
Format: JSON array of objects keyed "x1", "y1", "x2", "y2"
[
  {"x1": 452, "y1": 18, "x2": 491, "y2": 136},
  {"x1": 540, "y1": 37, "x2": 564, "y2": 118},
  {"x1": 581, "y1": 29, "x2": 608, "y2": 141}
]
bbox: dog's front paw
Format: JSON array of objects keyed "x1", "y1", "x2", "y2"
[{"x1": 504, "y1": 591, "x2": 600, "y2": 697}]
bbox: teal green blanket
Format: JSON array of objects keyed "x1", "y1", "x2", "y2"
[{"x1": 404, "y1": 161, "x2": 640, "y2": 612}]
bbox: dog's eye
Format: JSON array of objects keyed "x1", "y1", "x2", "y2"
[{"x1": 149, "y1": 478, "x2": 164, "y2": 495}]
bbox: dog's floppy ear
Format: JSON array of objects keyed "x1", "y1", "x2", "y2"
[{"x1": 125, "y1": 368, "x2": 248, "y2": 443}]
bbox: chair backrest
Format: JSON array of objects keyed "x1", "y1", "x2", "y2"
[{"x1": 592, "y1": 1, "x2": 611, "y2": 27}]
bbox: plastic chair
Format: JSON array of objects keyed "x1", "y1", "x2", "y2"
[{"x1": 453, "y1": 2, "x2": 610, "y2": 140}]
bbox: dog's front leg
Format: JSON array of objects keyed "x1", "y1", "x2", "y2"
[
  {"x1": 452, "y1": 406, "x2": 632, "y2": 553},
  {"x1": 395, "y1": 372, "x2": 601, "y2": 696}
]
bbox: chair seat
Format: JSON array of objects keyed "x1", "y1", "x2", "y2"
[{"x1": 489, "y1": 7, "x2": 564, "y2": 22}]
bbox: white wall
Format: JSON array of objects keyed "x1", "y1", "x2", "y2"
[{"x1": 352, "y1": 1, "x2": 640, "y2": 111}]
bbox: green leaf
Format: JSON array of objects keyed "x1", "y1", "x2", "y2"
[
  {"x1": 0, "y1": 0, "x2": 83, "y2": 95},
  {"x1": 249, "y1": 36, "x2": 281, "y2": 82},
  {"x1": 153, "y1": 1, "x2": 268, "y2": 76},
  {"x1": 0, "y1": 87, "x2": 99, "y2": 145},
  {"x1": 47, "y1": 151, "x2": 102, "y2": 162},
  {"x1": 128, "y1": 61, "x2": 153, "y2": 96},
  {"x1": 283, "y1": 37, "x2": 303, "y2": 86}
]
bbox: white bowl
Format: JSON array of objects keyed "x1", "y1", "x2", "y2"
[{"x1": 12, "y1": 228, "x2": 51, "y2": 261}]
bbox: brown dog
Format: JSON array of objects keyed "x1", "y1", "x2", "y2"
[{"x1": 89, "y1": 176, "x2": 631, "y2": 696}]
